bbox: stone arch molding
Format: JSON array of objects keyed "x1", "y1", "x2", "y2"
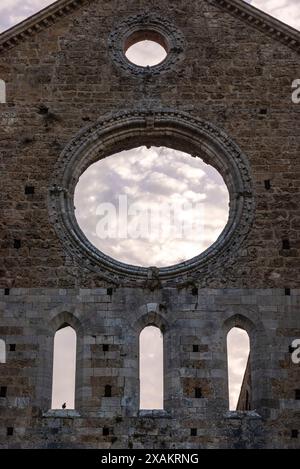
[
  {"x1": 49, "y1": 310, "x2": 84, "y2": 336},
  {"x1": 48, "y1": 109, "x2": 255, "y2": 287},
  {"x1": 135, "y1": 303, "x2": 169, "y2": 334}
]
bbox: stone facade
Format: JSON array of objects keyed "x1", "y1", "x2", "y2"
[{"x1": 0, "y1": 0, "x2": 299, "y2": 449}]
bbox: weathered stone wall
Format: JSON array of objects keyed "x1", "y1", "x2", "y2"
[
  {"x1": 0, "y1": 0, "x2": 299, "y2": 289},
  {"x1": 0, "y1": 0, "x2": 299, "y2": 449},
  {"x1": 0, "y1": 287, "x2": 299, "y2": 449}
]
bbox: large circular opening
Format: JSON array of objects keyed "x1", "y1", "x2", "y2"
[
  {"x1": 50, "y1": 110, "x2": 254, "y2": 282},
  {"x1": 74, "y1": 146, "x2": 229, "y2": 268},
  {"x1": 124, "y1": 30, "x2": 168, "y2": 67}
]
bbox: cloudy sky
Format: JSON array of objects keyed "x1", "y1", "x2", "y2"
[
  {"x1": 1, "y1": 0, "x2": 296, "y2": 411},
  {"x1": 74, "y1": 147, "x2": 229, "y2": 267}
]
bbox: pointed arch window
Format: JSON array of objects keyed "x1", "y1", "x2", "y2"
[
  {"x1": 227, "y1": 327, "x2": 251, "y2": 411},
  {"x1": 139, "y1": 325, "x2": 164, "y2": 410},
  {"x1": 0, "y1": 80, "x2": 6, "y2": 104},
  {"x1": 51, "y1": 324, "x2": 77, "y2": 409},
  {"x1": 0, "y1": 339, "x2": 6, "y2": 363}
]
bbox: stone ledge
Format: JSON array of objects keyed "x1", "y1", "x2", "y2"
[
  {"x1": 138, "y1": 409, "x2": 172, "y2": 419},
  {"x1": 224, "y1": 410, "x2": 262, "y2": 420},
  {"x1": 42, "y1": 409, "x2": 81, "y2": 418}
]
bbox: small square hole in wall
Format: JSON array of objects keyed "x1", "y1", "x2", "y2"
[
  {"x1": 4, "y1": 288, "x2": 10, "y2": 296},
  {"x1": 191, "y1": 428, "x2": 197, "y2": 436},
  {"x1": 103, "y1": 427, "x2": 110, "y2": 436},
  {"x1": 103, "y1": 344, "x2": 109, "y2": 352},
  {"x1": 7, "y1": 427, "x2": 14, "y2": 436},
  {"x1": 285, "y1": 288, "x2": 291, "y2": 296},
  {"x1": 0, "y1": 386, "x2": 7, "y2": 397},
  {"x1": 9, "y1": 344, "x2": 16, "y2": 352},
  {"x1": 13, "y1": 239, "x2": 21, "y2": 249},
  {"x1": 291, "y1": 429, "x2": 299, "y2": 439},
  {"x1": 282, "y1": 239, "x2": 290, "y2": 250},
  {"x1": 264, "y1": 180, "x2": 271, "y2": 190},
  {"x1": 104, "y1": 385, "x2": 112, "y2": 397},
  {"x1": 191, "y1": 287, "x2": 198, "y2": 296},
  {"x1": 107, "y1": 288, "x2": 113, "y2": 296},
  {"x1": 195, "y1": 387, "x2": 202, "y2": 398},
  {"x1": 25, "y1": 186, "x2": 35, "y2": 195},
  {"x1": 295, "y1": 389, "x2": 300, "y2": 400},
  {"x1": 193, "y1": 345, "x2": 199, "y2": 352}
]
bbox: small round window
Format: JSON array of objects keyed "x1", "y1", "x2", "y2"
[
  {"x1": 108, "y1": 14, "x2": 184, "y2": 76},
  {"x1": 125, "y1": 31, "x2": 168, "y2": 67}
]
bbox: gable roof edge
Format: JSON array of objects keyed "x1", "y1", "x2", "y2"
[
  {"x1": 210, "y1": 0, "x2": 300, "y2": 54},
  {"x1": 0, "y1": 0, "x2": 85, "y2": 52},
  {"x1": 0, "y1": 0, "x2": 299, "y2": 54}
]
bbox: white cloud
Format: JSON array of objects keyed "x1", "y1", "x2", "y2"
[
  {"x1": 251, "y1": 0, "x2": 300, "y2": 30},
  {"x1": 74, "y1": 147, "x2": 230, "y2": 268},
  {"x1": 0, "y1": 1, "x2": 55, "y2": 32}
]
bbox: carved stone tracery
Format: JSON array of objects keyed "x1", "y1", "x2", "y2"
[
  {"x1": 108, "y1": 13, "x2": 185, "y2": 76},
  {"x1": 49, "y1": 109, "x2": 255, "y2": 286}
]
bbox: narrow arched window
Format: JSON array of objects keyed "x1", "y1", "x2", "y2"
[
  {"x1": 227, "y1": 327, "x2": 250, "y2": 411},
  {"x1": 139, "y1": 325, "x2": 163, "y2": 410},
  {"x1": 51, "y1": 325, "x2": 77, "y2": 409},
  {"x1": 0, "y1": 339, "x2": 6, "y2": 363},
  {"x1": 0, "y1": 80, "x2": 6, "y2": 104}
]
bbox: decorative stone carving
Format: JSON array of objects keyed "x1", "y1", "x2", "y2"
[
  {"x1": 108, "y1": 13, "x2": 185, "y2": 76},
  {"x1": 144, "y1": 267, "x2": 162, "y2": 291},
  {"x1": 49, "y1": 184, "x2": 69, "y2": 197},
  {"x1": 48, "y1": 109, "x2": 255, "y2": 286}
]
